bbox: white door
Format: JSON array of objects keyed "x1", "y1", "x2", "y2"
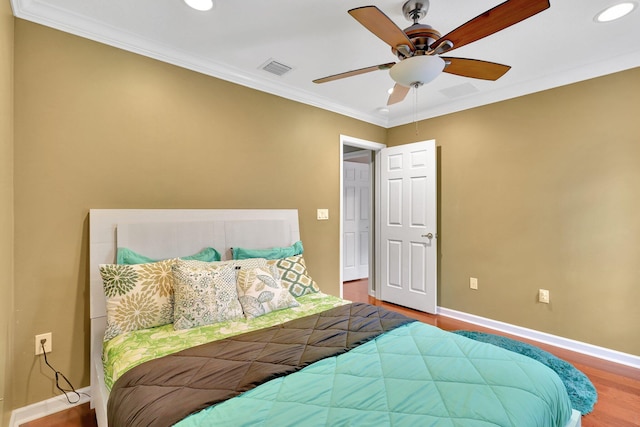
[
  {"x1": 343, "y1": 162, "x2": 370, "y2": 281},
  {"x1": 378, "y1": 140, "x2": 437, "y2": 313}
]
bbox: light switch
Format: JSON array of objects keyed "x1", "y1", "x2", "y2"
[{"x1": 317, "y1": 209, "x2": 329, "y2": 220}]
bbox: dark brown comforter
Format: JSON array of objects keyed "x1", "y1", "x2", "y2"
[{"x1": 107, "y1": 302, "x2": 415, "y2": 427}]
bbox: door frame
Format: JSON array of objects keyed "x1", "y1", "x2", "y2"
[{"x1": 339, "y1": 135, "x2": 386, "y2": 298}]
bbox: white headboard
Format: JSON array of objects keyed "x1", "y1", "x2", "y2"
[{"x1": 88, "y1": 209, "x2": 300, "y2": 426}]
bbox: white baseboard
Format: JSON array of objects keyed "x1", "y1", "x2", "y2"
[
  {"x1": 9, "y1": 386, "x2": 90, "y2": 427},
  {"x1": 439, "y1": 307, "x2": 640, "y2": 370}
]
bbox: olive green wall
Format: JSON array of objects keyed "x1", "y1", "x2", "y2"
[
  {"x1": 0, "y1": 0, "x2": 14, "y2": 425},
  {"x1": 388, "y1": 68, "x2": 640, "y2": 356},
  {"x1": 11, "y1": 19, "x2": 385, "y2": 408}
]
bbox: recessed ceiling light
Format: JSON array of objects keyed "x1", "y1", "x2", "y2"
[
  {"x1": 387, "y1": 87, "x2": 394, "y2": 95},
  {"x1": 595, "y1": 2, "x2": 636, "y2": 22},
  {"x1": 184, "y1": 0, "x2": 214, "y2": 11},
  {"x1": 378, "y1": 107, "x2": 389, "y2": 114}
]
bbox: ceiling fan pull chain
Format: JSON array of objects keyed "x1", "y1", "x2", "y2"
[{"x1": 414, "y1": 83, "x2": 420, "y2": 135}]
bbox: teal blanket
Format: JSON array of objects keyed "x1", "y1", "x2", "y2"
[{"x1": 178, "y1": 322, "x2": 573, "y2": 426}]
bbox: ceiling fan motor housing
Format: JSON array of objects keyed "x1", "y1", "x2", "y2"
[
  {"x1": 403, "y1": 23, "x2": 441, "y2": 54},
  {"x1": 392, "y1": 23, "x2": 442, "y2": 59},
  {"x1": 395, "y1": 1, "x2": 441, "y2": 59}
]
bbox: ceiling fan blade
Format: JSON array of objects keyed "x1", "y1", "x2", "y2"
[
  {"x1": 441, "y1": 57, "x2": 511, "y2": 80},
  {"x1": 387, "y1": 83, "x2": 411, "y2": 105},
  {"x1": 349, "y1": 6, "x2": 416, "y2": 52},
  {"x1": 313, "y1": 62, "x2": 395, "y2": 84},
  {"x1": 431, "y1": 0, "x2": 550, "y2": 53}
]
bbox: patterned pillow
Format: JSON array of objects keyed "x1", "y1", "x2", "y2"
[
  {"x1": 267, "y1": 255, "x2": 320, "y2": 298},
  {"x1": 99, "y1": 259, "x2": 176, "y2": 340},
  {"x1": 171, "y1": 261, "x2": 244, "y2": 330},
  {"x1": 236, "y1": 266, "x2": 299, "y2": 319}
]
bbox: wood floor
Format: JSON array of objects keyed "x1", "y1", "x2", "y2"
[
  {"x1": 19, "y1": 402, "x2": 96, "y2": 427},
  {"x1": 23, "y1": 279, "x2": 640, "y2": 426}
]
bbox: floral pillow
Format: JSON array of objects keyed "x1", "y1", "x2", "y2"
[
  {"x1": 236, "y1": 266, "x2": 299, "y2": 319},
  {"x1": 99, "y1": 259, "x2": 176, "y2": 340},
  {"x1": 171, "y1": 261, "x2": 244, "y2": 330},
  {"x1": 267, "y1": 255, "x2": 320, "y2": 298}
]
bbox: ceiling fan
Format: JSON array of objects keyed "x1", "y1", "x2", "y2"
[{"x1": 313, "y1": 0, "x2": 551, "y2": 105}]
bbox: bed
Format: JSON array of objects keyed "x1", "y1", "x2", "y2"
[{"x1": 89, "y1": 209, "x2": 581, "y2": 427}]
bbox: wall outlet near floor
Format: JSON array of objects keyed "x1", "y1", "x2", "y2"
[
  {"x1": 35, "y1": 332, "x2": 52, "y2": 355},
  {"x1": 469, "y1": 277, "x2": 478, "y2": 290},
  {"x1": 538, "y1": 289, "x2": 550, "y2": 304}
]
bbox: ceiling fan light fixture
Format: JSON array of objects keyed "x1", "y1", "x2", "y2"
[
  {"x1": 595, "y1": 2, "x2": 636, "y2": 22},
  {"x1": 184, "y1": 0, "x2": 214, "y2": 11},
  {"x1": 389, "y1": 55, "x2": 445, "y2": 87}
]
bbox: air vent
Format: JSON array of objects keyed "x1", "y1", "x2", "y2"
[
  {"x1": 439, "y1": 82, "x2": 479, "y2": 99},
  {"x1": 260, "y1": 59, "x2": 293, "y2": 77}
]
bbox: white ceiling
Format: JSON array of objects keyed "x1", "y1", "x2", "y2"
[{"x1": 10, "y1": 0, "x2": 640, "y2": 127}]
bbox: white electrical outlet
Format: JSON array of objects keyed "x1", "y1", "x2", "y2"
[
  {"x1": 35, "y1": 332, "x2": 52, "y2": 355},
  {"x1": 470, "y1": 277, "x2": 478, "y2": 290},
  {"x1": 538, "y1": 289, "x2": 550, "y2": 304}
]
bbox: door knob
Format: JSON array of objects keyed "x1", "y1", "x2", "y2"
[{"x1": 422, "y1": 233, "x2": 434, "y2": 239}]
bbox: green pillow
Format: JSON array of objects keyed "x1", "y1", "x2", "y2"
[
  {"x1": 116, "y1": 247, "x2": 221, "y2": 265},
  {"x1": 232, "y1": 241, "x2": 303, "y2": 260}
]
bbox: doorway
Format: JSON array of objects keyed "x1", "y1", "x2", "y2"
[
  {"x1": 343, "y1": 152, "x2": 370, "y2": 282},
  {"x1": 339, "y1": 135, "x2": 385, "y2": 299},
  {"x1": 340, "y1": 136, "x2": 438, "y2": 314}
]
